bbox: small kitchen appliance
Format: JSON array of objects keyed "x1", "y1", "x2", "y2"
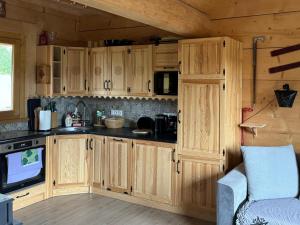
[
  {"x1": 154, "y1": 71, "x2": 178, "y2": 95},
  {"x1": 155, "y1": 114, "x2": 177, "y2": 134}
]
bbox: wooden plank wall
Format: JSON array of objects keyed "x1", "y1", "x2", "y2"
[
  {"x1": 211, "y1": 5, "x2": 300, "y2": 151},
  {"x1": 0, "y1": 0, "x2": 83, "y2": 111}
]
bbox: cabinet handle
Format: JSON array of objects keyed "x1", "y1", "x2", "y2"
[
  {"x1": 63, "y1": 86, "x2": 66, "y2": 92},
  {"x1": 177, "y1": 110, "x2": 181, "y2": 124},
  {"x1": 103, "y1": 80, "x2": 107, "y2": 90},
  {"x1": 178, "y1": 61, "x2": 182, "y2": 74},
  {"x1": 16, "y1": 192, "x2": 29, "y2": 199},
  {"x1": 107, "y1": 80, "x2": 111, "y2": 91},
  {"x1": 86, "y1": 139, "x2": 89, "y2": 150},
  {"x1": 148, "y1": 80, "x2": 151, "y2": 92},
  {"x1": 89, "y1": 139, "x2": 93, "y2": 150},
  {"x1": 113, "y1": 138, "x2": 123, "y2": 142},
  {"x1": 84, "y1": 79, "x2": 87, "y2": 90},
  {"x1": 172, "y1": 149, "x2": 176, "y2": 162},
  {"x1": 176, "y1": 160, "x2": 180, "y2": 174},
  {"x1": 127, "y1": 87, "x2": 131, "y2": 93}
]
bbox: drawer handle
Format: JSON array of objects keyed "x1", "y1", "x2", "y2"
[
  {"x1": 113, "y1": 138, "x2": 123, "y2": 142},
  {"x1": 107, "y1": 80, "x2": 111, "y2": 91},
  {"x1": 176, "y1": 160, "x2": 180, "y2": 174},
  {"x1": 16, "y1": 192, "x2": 30, "y2": 199},
  {"x1": 104, "y1": 80, "x2": 107, "y2": 90}
]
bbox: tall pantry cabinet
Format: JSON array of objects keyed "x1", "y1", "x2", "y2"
[{"x1": 176, "y1": 37, "x2": 242, "y2": 219}]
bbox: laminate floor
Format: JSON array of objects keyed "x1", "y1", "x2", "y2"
[{"x1": 14, "y1": 194, "x2": 215, "y2": 225}]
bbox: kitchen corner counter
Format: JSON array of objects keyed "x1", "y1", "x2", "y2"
[{"x1": 0, "y1": 128, "x2": 177, "y2": 144}]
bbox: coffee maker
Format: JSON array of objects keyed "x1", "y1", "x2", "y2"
[{"x1": 155, "y1": 113, "x2": 177, "y2": 134}]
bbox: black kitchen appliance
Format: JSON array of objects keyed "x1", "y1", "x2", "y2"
[
  {"x1": 154, "y1": 71, "x2": 178, "y2": 95},
  {"x1": 155, "y1": 114, "x2": 177, "y2": 134},
  {"x1": 27, "y1": 99, "x2": 41, "y2": 131},
  {"x1": 0, "y1": 137, "x2": 46, "y2": 194},
  {"x1": 132, "y1": 117, "x2": 155, "y2": 135}
]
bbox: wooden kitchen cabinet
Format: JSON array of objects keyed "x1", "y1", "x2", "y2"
[
  {"x1": 127, "y1": 45, "x2": 153, "y2": 96},
  {"x1": 178, "y1": 80, "x2": 225, "y2": 160},
  {"x1": 36, "y1": 45, "x2": 67, "y2": 96},
  {"x1": 179, "y1": 38, "x2": 225, "y2": 79},
  {"x1": 132, "y1": 140, "x2": 176, "y2": 205},
  {"x1": 178, "y1": 37, "x2": 243, "y2": 169},
  {"x1": 108, "y1": 46, "x2": 128, "y2": 96},
  {"x1": 65, "y1": 47, "x2": 88, "y2": 95},
  {"x1": 52, "y1": 135, "x2": 90, "y2": 196},
  {"x1": 89, "y1": 47, "x2": 109, "y2": 96},
  {"x1": 153, "y1": 43, "x2": 178, "y2": 71},
  {"x1": 90, "y1": 135, "x2": 106, "y2": 191},
  {"x1": 105, "y1": 137, "x2": 132, "y2": 194},
  {"x1": 176, "y1": 156, "x2": 224, "y2": 215}
]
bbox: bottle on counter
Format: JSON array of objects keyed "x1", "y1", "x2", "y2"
[{"x1": 65, "y1": 113, "x2": 73, "y2": 127}]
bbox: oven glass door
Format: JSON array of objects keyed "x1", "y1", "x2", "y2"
[{"x1": 0, "y1": 145, "x2": 46, "y2": 194}]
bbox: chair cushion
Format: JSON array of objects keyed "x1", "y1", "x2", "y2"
[
  {"x1": 236, "y1": 198, "x2": 300, "y2": 225},
  {"x1": 241, "y1": 145, "x2": 299, "y2": 201}
]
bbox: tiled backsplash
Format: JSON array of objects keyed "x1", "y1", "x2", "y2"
[
  {"x1": 0, "y1": 97, "x2": 177, "y2": 132},
  {"x1": 0, "y1": 121, "x2": 28, "y2": 133},
  {"x1": 41, "y1": 97, "x2": 177, "y2": 128}
]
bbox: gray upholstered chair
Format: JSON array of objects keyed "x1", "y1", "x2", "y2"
[{"x1": 217, "y1": 154, "x2": 300, "y2": 225}]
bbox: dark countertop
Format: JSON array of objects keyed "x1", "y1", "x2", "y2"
[{"x1": 0, "y1": 127, "x2": 177, "y2": 144}]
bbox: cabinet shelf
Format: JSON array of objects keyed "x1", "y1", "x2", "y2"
[{"x1": 240, "y1": 122, "x2": 266, "y2": 136}]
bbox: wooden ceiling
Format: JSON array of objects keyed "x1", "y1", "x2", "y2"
[{"x1": 19, "y1": 0, "x2": 300, "y2": 41}]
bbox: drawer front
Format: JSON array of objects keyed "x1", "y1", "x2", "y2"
[{"x1": 9, "y1": 184, "x2": 46, "y2": 210}]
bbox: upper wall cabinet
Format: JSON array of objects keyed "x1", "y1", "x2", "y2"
[
  {"x1": 36, "y1": 45, "x2": 67, "y2": 96},
  {"x1": 108, "y1": 46, "x2": 128, "y2": 96},
  {"x1": 66, "y1": 47, "x2": 88, "y2": 96},
  {"x1": 90, "y1": 47, "x2": 109, "y2": 96},
  {"x1": 127, "y1": 45, "x2": 153, "y2": 96},
  {"x1": 153, "y1": 43, "x2": 178, "y2": 71},
  {"x1": 179, "y1": 38, "x2": 225, "y2": 79}
]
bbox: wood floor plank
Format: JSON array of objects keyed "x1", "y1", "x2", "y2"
[{"x1": 14, "y1": 194, "x2": 214, "y2": 225}]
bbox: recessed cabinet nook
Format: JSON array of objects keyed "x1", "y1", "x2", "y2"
[{"x1": 10, "y1": 37, "x2": 242, "y2": 223}]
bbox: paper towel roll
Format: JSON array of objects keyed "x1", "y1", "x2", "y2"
[{"x1": 39, "y1": 110, "x2": 51, "y2": 131}]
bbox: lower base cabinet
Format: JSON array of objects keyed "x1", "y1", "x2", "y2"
[
  {"x1": 132, "y1": 140, "x2": 176, "y2": 205},
  {"x1": 52, "y1": 135, "x2": 90, "y2": 196},
  {"x1": 10, "y1": 184, "x2": 46, "y2": 211},
  {"x1": 105, "y1": 137, "x2": 132, "y2": 194},
  {"x1": 176, "y1": 155, "x2": 224, "y2": 215}
]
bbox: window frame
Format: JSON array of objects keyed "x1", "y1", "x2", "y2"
[{"x1": 0, "y1": 36, "x2": 24, "y2": 121}]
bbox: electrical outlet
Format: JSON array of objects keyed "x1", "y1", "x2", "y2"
[{"x1": 111, "y1": 109, "x2": 123, "y2": 117}]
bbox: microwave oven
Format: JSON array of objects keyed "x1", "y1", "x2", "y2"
[{"x1": 154, "y1": 71, "x2": 178, "y2": 95}]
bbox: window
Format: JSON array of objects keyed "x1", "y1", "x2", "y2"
[
  {"x1": 0, "y1": 43, "x2": 13, "y2": 111},
  {"x1": 0, "y1": 36, "x2": 24, "y2": 121}
]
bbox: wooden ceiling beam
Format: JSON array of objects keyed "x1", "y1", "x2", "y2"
[{"x1": 72, "y1": 0, "x2": 212, "y2": 37}]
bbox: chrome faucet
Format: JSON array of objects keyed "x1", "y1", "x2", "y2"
[{"x1": 76, "y1": 100, "x2": 87, "y2": 127}]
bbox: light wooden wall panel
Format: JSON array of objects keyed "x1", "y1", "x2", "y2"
[{"x1": 212, "y1": 10, "x2": 300, "y2": 151}]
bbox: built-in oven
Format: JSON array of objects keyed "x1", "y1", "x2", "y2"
[
  {"x1": 154, "y1": 71, "x2": 178, "y2": 95},
  {"x1": 0, "y1": 137, "x2": 46, "y2": 194}
]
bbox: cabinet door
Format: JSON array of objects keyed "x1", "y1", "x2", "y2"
[
  {"x1": 109, "y1": 46, "x2": 128, "y2": 96},
  {"x1": 66, "y1": 47, "x2": 87, "y2": 95},
  {"x1": 127, "y1": 45, "x2": 153, "y2": 96},
  {"x1": 179, "y1": 38, "x2": 224, "y2": 78},
  {"x1": 132, "y1": 141, "x2": 175, "y2": 205},
  {"x1": 178, "y1": 80, "x2": 224, "y2": 159},
  {"x1": 105, "y1": 137, "x2": 131, "y2": 193},
  {"x1": 90, "y1": 135, "x2": 105, "y2": 191},
  {"x1": 176, "y1": 156, "x2": 224, "y2": 214},
  {"x1": 52, "y1": 135, "x2": 89, "y2": 196},
  {"x1": 90, "y1": 47, "x2": 109, "y2": 96},
  {"x1": 153, "y1": 43, "x2": 178, "y2": 70}
]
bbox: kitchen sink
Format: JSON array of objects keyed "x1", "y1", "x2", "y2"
[{"x1": 56, "y1": 127, "x2": 94, "y2": 132}]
